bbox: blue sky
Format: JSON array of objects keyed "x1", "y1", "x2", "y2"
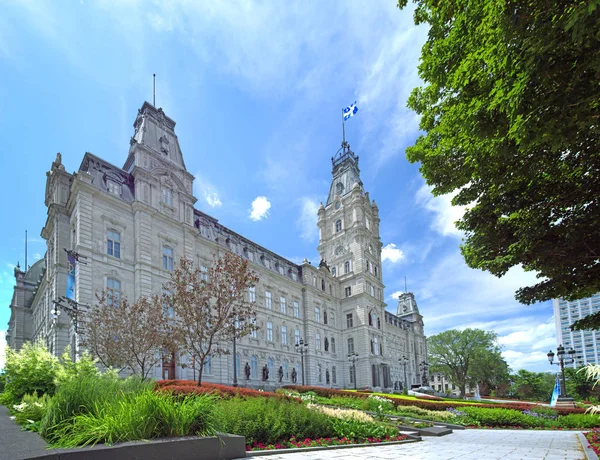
[{"x1": 0, "y1": 1, "x2": 556, "y2": 372}]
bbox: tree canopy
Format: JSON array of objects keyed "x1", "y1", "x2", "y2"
[
  {"x1": 427, "y1": 328, "x2": 508, "y2": 397},
  {"x1": 398, "y1": 0, "x2": 600, "y2": 311}
]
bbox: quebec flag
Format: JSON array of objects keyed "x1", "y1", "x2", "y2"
[
  {"x1": 549, "y1": 374, "x2": 561, "y2": 407},
  {"x1": 343, "y1": 102, "x2": 358, "y2": 121}
]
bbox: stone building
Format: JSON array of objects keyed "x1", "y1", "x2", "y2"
[{"x1": 6, "y1": 101, "x2": 427, "y2": 390}]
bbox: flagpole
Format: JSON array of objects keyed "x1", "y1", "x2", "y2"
[{"x1": 342, "y1": 108, "x2": 346, "y2": 144}]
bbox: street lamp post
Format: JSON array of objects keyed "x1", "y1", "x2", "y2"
[
  {"x1": 347, "y1": 351, "x2": 359, "y2": 390},
  {"x1": 419, "y1": 361, "x2": 429, "y2": 387},
  {"x1": 295, "y1": 339, "x2": 309, "y2": 386},
  {"x1": 399, "y1": 356, "x2": 409, "y2": 393},
  {"x1": 547, "y1": 344, "x2": 576, "y2": 402}
]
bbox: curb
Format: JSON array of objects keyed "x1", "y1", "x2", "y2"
[
  {"x1": 578, "y1": 432, "x2": 599, "y2": 460},
  {"x1": 246, "y1": 438, "x2": 420, "y2": 457}
]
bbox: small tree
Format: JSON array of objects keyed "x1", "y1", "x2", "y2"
[
  {"x1": 82, "y1": 292, "x2": 173, "y2": 379},
  {"x1": 166, "y1": 252, "x2": 259, "y2": 385}
]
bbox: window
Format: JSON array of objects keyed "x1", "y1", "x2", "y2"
[
  {"x1": 331, "y1": 337, "x2": 336, "y2": 353},
  {"x1": 200, "y1": 265, "x2": 208, "y2": 281},
  {"x1": 347, "y1": 337, "x2": 354, "y2": 354},
  {"x1": 366, "y1": 217, "x2": 370, "y2": 229},
  {"x1": 368, "y1": 313, "x2": 373, "y2": 326},
  {"x1": 370, "y1": 339, "x2": 375, "y2": 354},
  {"x1": 162, "y1": 246, "x2": 174, "y2": 271},
  {"x1": 374, "y1": 265, "x2": 378, "y2": 277},
  {"x1": 106, "y1": 231, "x2": 121, "y2": 258},
  {"x1": 250, "y1": 318, "x2": 257, "y2": 338},
  {"x1": 315, "y1": 307, "x2": 320, "y2": 323},
  {"x1": 332, "y1": 366, "x2": 337, "y2": 384},
  {"x1": 346, "y1": 313, "x2": 353, "y2": 328},
  {"x1": 324, "y1": 337, "x2": 329, "y2": 352},
  {"x1": 162, "y1": 289, "x2": 174, "y2": 317},
  {"x1": 293, "y1": 301, "x2": 300, "y2": 318},
  {"x1": 321, "y1": 279, "x2": 325, "y2": 291},
  {"x1": 107, "y1": 179, "x2": 120, "y2": 196},
  {"x1": 251, "y1": 355, "x2": 258, "y2": 378},
  {"x1": 267, "y1": 322, "x2": 273, "y2": 341},
  {"x1": 107, "y1": 278, "x2": 121, "y2": 307},
  {"x1": 345, "y1": 286, "x2": 352, "y2": 297},
  {"x1": 367, "y1": 261, "x2": 371, "y2": 273},
  {"x1": 331, "y1": 267, "x2": 336, "y2": 277},
  {"x1": 281, "y1": 325, "x2": 287, "y2": 345},
  {"x1": 203, "y1": 356, "x2": 212, "y2": 375},
  {"x1": 162, "y1": 187, "x2": 173, "y2": 206},
  {"x1": 265, "y1": 291, "x2": 272, "y2": 309},
  {"x1": 249, "y1": 286, "x2": 256, "y2": 302},
  {"x1": 377, "y1": 317, "x2": 381, "y2": 329},
  {"x1": 318, "y1": 364, "x2": 322, "y2": 382},
  {"x1": 324, "y1": 311, "x2": 328, "y2": 325},
  {"x1": 330, "y1": 312, "x2": 335, "y2": 327},
  {"x1": 295, "y1": 329, "x2": 300, "y2": 345},
  {"x1": 316, "y1": 333, "x2": 321, "y2": 351},
  {"x1": 345, "y1": 261, "x2": 350, "y2": 274},
  {"x1": 370, "y1": 285, "x2": 375, "y2": 297},
  {"x1": 280, "y1": 297, "x2": 286, "y2": 314},
  {"x1": 335, "y1": 219, "x2": 342, "y2": 233}
]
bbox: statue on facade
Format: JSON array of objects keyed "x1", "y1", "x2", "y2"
[
  {"x1": 244, "y1": 362, "x2": 251, "y2": 380},
  {"x1": 326, "y1": 369, "x2": 330, "y2": 384},
  {"x1": 291, "y1": 368, "x2": 297, "y2": 384},
  {"x1": 278, "y1": 366, "x2": 284, "y2": 383},
  {"x1": 262, "y1": 364, "x2": 269, "y2": 381},
  {"x1": 394, "y1": 381, "x2": 398, "y2": 391}
]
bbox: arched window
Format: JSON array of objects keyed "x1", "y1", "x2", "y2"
[
  {"x1": 331, "y1": 337, "x2": 336, "y2": 353},
  {"x1": 335, "y1": 219, "x2": 342, "y2": 233},
  {"x1": 268, "y1": 358, "x2": 274, "y2": 377},
  {"x1": 251, "y1": 355, "x2": 258, "y2": 378}
]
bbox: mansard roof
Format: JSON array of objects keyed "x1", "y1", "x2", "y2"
[{"x1": 79, "y1": 152, "x2": 135, "y2": 202}]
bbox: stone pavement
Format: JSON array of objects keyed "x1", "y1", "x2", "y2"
[
  {"x1": 0, "y1": 405, "x2": 49, "y2": 460},
  {"x1": 241, "y1": 429, "x2": 585, "y2": 460}
]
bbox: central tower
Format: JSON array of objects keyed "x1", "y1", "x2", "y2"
[{"x1": 317, "y1": 141, "x2": 389, "y2": 387}]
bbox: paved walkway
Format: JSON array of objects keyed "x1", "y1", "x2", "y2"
[
  {"x1": 0, "y1": 405, "x2": 49, "y2": 459},
  {"x1": 242, "y1": 429, "x2": 585, "y2": 460}
]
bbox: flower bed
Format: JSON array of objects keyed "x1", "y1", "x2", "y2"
[
  {"x1": 246, "y1": 435, "x2": 407, "y2": 451},
  {"x1": 585, "y1": 429, "x2": 600, "y2": 455},
  {"x1": 157, "y1": 380, "x2": 300, "y2": 402}
]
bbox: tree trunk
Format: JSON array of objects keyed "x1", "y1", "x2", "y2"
[{"x1": 197, "y1": 360, "x2": 204, "y2": 386}]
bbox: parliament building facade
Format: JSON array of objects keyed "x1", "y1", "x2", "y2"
[{"x1": 7, "y1": 102, "x2": 427, "y2": 390}]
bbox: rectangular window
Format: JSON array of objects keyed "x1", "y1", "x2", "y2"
[
  {"x1": 331, "y1": 337, "x2": 336, "y2": 353},
  {"x1": 374, "y1": 265, "x2": 378, "y2": 277},
  {"x1": 347, "y1": 337, "x2": 354, "y2": 354},
  {"x1": 267, "y1": 322, "x2": 273, "y2": 341},
  {"x1": 280, "y1": 297, "x2": 286, "y2": 314},
  {"x1": 162, "y1": 187, "x2": 173, "y2": 206},
  {"x1": 107, "y1": 180, "x2": 121, "y2": 196},
  {"x1": 249, "y1": 286, "x2": 256, "y2": 302},
  {"x1": 293, "y1": 301, "x2": 300, "y2": 318},
  {"x1": 295, "y1": 329, "x2": 300, "y2": 345},
  {"x1": 345, "y1": 261, "x2": 350, "y2": 274},
  {"x1": 281, "y1": 326, "x2": 287, "y2": 345},
  {"x1": 107, "y1": 278, "x2": 121, "y2": 307},
  {"x1": 370, "y1": 285, "x2": 375, "y2": 297},
  {"x1": 106, "y1": 230, "x2": 121, "y2": 258},
  {"x1": 316, "y1": 333, "x2": 321, "y2": 351},
  {"x1": 251, "y1": 318, "x2": 257, "y2": 338},
  {"x1": 315, "y1": 307, "x2": 320, "y2": 323},
  {"x1": 200, "y1": 265, "x2": 208, "y2": 281},
  {"x1": 346, "y1": 313, "x2": 353, "y2": 328},
  {"x1": 265, "y1": 291, "x2": 272, "y2": 309},
  {"x1": 331, "y1": 267, "x2": 336, "y2": 277},
  {"x1": 345, "y1": 286, "x2": 352, "y2": 297},
  {"x1": 162, "y1": 246, "x2": 174, "y2": 271},
  {"x1": 203, "y1": 356, "x2": 212, "y2": 375}
]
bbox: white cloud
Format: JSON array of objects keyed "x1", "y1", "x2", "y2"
[
  {"x1": 194, "y1": 174, "x2": 222, "y2": 208},
  {"x1": 390, "y1": 291, "x2": 403, "y2": 300},
  {"x1": 249, "y1": 196, "x2": 271, "y2": 221},
  {"x1": 502, "y1": 350, "x2": 551, "y2": 372},
  {"x1": 297, "y1": 197, "x2": 320, "y2": 242},
  {"x1": 381, "y1": 243, "x2": 405, "y2": 263},
  {"x1": 0, "y1": 330, "x2": 5, "y2": 371},
  {"x1": 415, "y1": 184, "x2": 466, "y2": 238}
]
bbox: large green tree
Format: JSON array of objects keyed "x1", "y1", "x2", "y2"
[
  {"x1": 428, "y1": 328, "x2": 507, "y2": 397},
  {"x1": 398, "y1": 1, "x2": 600, "y2": 314},
  {"x1": 510, "y1": 369, "x2": 555, "y2": 401}
]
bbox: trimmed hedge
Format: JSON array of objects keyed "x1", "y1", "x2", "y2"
[
  {"x1": 281, "y1": 385, "x2": 586, "y2": 415},
  {"x1": 156, "y1": 380, "x2": 300, "y2": 402}
]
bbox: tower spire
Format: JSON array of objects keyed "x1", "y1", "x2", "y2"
[{"x1": 153, "y1": 73, "x2": 156, "y2": 107}]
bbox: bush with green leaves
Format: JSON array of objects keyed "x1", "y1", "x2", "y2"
[
  {"x1": 329, "y1": 417, "x2": 397, "y2": 440},
  {"x1": 54, "y1": 347, "x2": 100, "y2": 387},
  {"x1": 555, "y1": 413, "x2": 600, "y2": 429},
  {"x1": 1, "y1": 341, "x2": 59, "y2": 406},
  {"x1": 12, "y1": 392, "x2": 52, "y2": 432},
  {"x1": 214, "y1": 397, "x2": 335, "y2": 445}
]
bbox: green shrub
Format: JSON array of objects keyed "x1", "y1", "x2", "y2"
[
  {"x1": 329, "y1": 417, "x2": 397, "y2": 441},
  {"x1": 555, "y1": 413, "x2": 600, "y2": 429},
  {"x1": 49, "y1": 390, "x2": 217, "y2": 447},
  {"x1": 54, "y1": 347, "x2": 100, "y2": 387},
  {"x1": 214, "y1": 397, "x2": 335, "y2": 445},
  {"x1": 459, "y1": 407, "x2": 539, "y2": 428},
  {"x1": 40, "y1": 374, "x2": 152, "y2": 441},
  {"x1": 12, "y1": 392, "x2": 52, "y2": 431},
  {"x1": 1, "y1": 342, "x2": 59, "y2": 406}
]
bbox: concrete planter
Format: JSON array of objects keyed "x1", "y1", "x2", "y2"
[{"x1": 28, "y1": 433, "x2": 246, "y2": 460}]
